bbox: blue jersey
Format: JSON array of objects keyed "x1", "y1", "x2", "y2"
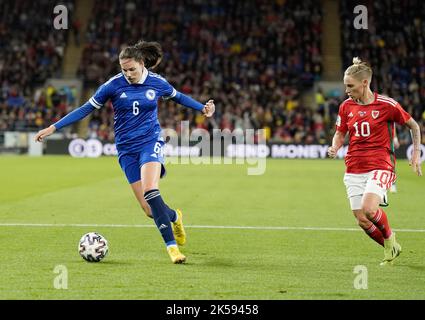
[{"x1": 88, "y1": 68, "x2": 176, "y2": 153}]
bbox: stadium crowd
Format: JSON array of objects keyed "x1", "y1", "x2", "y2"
[
  {"x1": 0, "y1": 0, "x2": 75, "y2": 132},
  {"x1": 78, "y1": 0, "x2": 324, "y2": 143},
  {"x1": 339, "y1": 0, "x2": 425, "y2": 144},
  {"x1": 1, "y1": 0, "x2": 424, "y2": 146}
]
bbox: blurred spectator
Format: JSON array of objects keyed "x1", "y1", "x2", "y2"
[
  {"x1": 0, "y1": 1, "x2": 73, "y2": 96},
  {"x1": 0, "y1": 0, "x2": 75, "y2": 133},
  {"x1": 72, "y1": 18, "x2": 82, "y2": 47},
  {"x1": 79, "y1": 0, "x2": 323, "y2": 143},
  {"x1": 0, "y1": 83, "x2": 76, "y2": 133},
  {"x1": 4, "y1": 1, "x2": 421, "y2": 147},
  {"x1": 339, "y1": 0, "x2": 425, "y2": 145}
]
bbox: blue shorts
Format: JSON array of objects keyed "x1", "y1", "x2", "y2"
[{"x1": 118, "y1": 138, "x2": 166, "y2": 184}]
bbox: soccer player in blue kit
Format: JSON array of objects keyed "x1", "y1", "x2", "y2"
[{"x1": 35, "y1": 41, "x2": 215, "y2": 264}]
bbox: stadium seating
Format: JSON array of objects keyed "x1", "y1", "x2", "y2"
[
  {"x1": 79, "y1": 0, "x2": 323, "y2": 143},
  {"x1": 339, "y1": 0, "x2": 425, "y2": 143},
  {"x1": 1, "y1": 0, "x2": 424, "y2": 146},
  {"x1": 0, "y1": 0, "x2": 75, "y2": 133}
]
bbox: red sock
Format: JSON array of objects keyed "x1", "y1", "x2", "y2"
[
  {"x1": 371, "y1": 208, "x2": 392, "y2": 239},
  {"x1": 362, "y1": 223, "x2": 384, "y2": 246}
]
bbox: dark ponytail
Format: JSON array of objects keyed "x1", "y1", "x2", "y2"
[{"x1": 119, "y1": 40, "x2": 163, "y2": 69}]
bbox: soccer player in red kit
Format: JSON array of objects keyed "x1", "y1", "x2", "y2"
[{"x1": 328, "y1": 57, "x2": 422, "y2": 265}]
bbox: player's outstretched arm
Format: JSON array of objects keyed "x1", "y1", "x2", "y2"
[
  {"x1": 171, "y1": 92, "x2": 215, "y2": 117},
  {"x1": 328, "y1": 131, "x2": 346, "y2": 158},
  {"x1": 405, "y1": 118, "x2": 422, "y2": 176},
  {"x1": 202, "y1": 99, "x2": 215, "y2": 117},
  {"x1": 34, "y1": 125, "x2": 57, "y2": 142},
  {"x1": 34, "y1": 102, "x2": 96, "y2": 142}
]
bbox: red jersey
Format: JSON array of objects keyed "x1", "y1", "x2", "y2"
[{"x1": 336, "y1": 93, "x2": 411, "y2": 173}]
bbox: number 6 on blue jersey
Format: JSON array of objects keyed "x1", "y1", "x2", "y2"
[{"x1": 133, "y1": 101, "x2": 139, "y2": 115}]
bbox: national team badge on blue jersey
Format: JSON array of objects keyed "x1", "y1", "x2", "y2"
[{"x1": 146, "y1": 89, "x2": 156, "y2": 100}]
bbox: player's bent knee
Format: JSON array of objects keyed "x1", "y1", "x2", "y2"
[
  {"x1": 357, "y1": 218, "x2": 370, "y2": 229},
  {"x1": 361, "y1": 206, "x2": 377, "y2": 218},
  {"x1": 143, "y1": 186, "x2": 159, "y2": 194},
  {"x1": 355, "y1": 215, "x2": 371, "y2": 229},
  {"x1": 137, "y1": 197, "x2": 152, "y2": 218},
  {"x1": 143, "y1": 211, "x2": 153, "y2": 218},
  {"x1": 353, "y1": 211, "x2": 370, "y2": 228}
]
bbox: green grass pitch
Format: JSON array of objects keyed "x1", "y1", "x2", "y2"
[{"x1": 0, "y1": 156, "x2": 424, "y2": 299}]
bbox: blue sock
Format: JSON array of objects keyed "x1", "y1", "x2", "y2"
[
  {"x1": 145, "y1": 204, "x2": 176, "y2": 222},
  {"x1": 165, "y1": 205, "x2": 177, "y2": 223},
  {"x1": 144, "y1": 189, "x2": 176, "y2": 247}
]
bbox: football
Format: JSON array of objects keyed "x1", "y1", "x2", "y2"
[{"x1": 78, "y1": 232, "x2": 109, "y2": 262}]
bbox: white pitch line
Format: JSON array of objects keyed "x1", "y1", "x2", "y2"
[{"x1": 0, "y1": 222, "x2": 424, "y2": 233}]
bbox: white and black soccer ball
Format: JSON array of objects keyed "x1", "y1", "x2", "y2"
[{"x1": 78, "y1": 232, "x2": 109, "y2": 262}]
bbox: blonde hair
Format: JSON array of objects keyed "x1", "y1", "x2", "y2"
[{"x1": 344, "y1": 57, "x2": 372, "y2": 81}]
